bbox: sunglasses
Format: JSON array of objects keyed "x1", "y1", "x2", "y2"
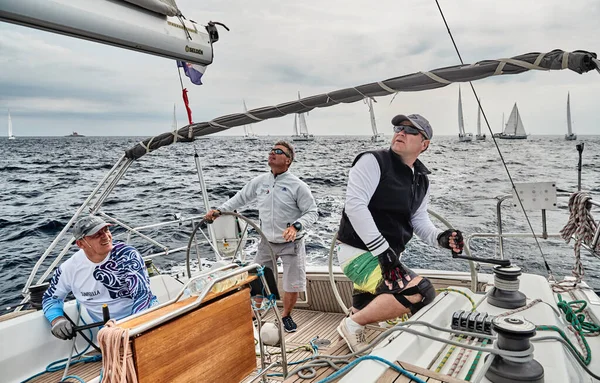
[
  {"x1": 270, "y1": 148, "x2": 290, "y2": 157},
  {"x1": 393, "y1": 125, "x2": 423, "y2": 135}
]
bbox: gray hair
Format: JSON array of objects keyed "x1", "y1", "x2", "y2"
[{"x1": 274, "y1": 140, "x2": 295, "y2": 162}]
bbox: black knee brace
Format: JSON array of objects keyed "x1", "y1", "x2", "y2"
[{"x1": 394, "y1": 277, "x2": 436, "y2": 315}]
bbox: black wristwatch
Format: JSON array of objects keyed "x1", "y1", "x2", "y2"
[{"x1": 292, "y1": 222, "x2": 303, "y2": 231}]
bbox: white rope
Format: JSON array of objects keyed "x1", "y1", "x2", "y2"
[
  {"x1": 376, "y1": 81, "x2": 397, "y2": 93},
  {"x1": 420, "y1": 71, "x2": 452, "y2": 84},
  {"x1": 533, "y1": 52, "x2": 546, "y2": 67},
  {"x1": 562, "y1": 52, "x2": 569, "y2": 69},
  {"x1": 207, "y1": 120, "x2": 229, "y2": 129},
  {"x1": 560, "y1": 192, "x2": 599, "y2": 283},
  {"x1": 244, "y1": 111, "x2": 263, "y2": 122}
]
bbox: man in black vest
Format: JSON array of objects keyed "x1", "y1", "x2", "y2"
[{"x1": 336, "y1": 113, "x2": 464, "y2": 352}]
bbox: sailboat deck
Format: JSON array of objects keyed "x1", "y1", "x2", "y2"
[
  {"x1": 244, "y1": 309, "x2": 465, "y2": 383},
  {"x1": 26, "y1": 355, "x2": 102, "y2": 383}
]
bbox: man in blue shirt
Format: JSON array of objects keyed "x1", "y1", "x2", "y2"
[{"x1": 42, "y1": 215, "x2": 157, "y2": 340}]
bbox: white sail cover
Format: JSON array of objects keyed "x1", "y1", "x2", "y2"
[
  {"x1": 503, "y1": 103, "x2": 526, "y2": 136},
  {"x1": 123, "y1": 0, "x2": 179, "y2": 16},
  {"x1": 124, "y1": 49, "x2": 599, "y2": 160},
  {"x1": 458, "y1": 88, "x2": 466, "y2": 135}
]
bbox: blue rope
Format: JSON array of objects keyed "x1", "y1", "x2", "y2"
[
  {"x1": 315, "y1": 355, "x2": 427, "y2": 383},
  {"x1": 61, "y1": 376, "x2": 86, "y2": 383}
]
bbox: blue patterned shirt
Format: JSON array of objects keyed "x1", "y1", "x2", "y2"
[{"x1": 42, "y1": 243, "x2": 158, "y2": 323}]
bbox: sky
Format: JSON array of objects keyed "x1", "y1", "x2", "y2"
[{"x1": 1, "y1": 0, "x2": 599, "y2": 137}]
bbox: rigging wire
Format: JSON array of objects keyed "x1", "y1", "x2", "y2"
[{"x1": 433, "y1": 0, "x2": 553, "y2": 278}]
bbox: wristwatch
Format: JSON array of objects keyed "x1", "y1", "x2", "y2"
[{"x1": 292, "y1": 222, "x2": 303, "y2": 231}]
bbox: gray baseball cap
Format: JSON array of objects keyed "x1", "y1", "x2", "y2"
[
  {"x1": 73, "y1": 215, "x2": 111, "y2": 240},
  {"x1": 391, "y1": 114, "x2": 433, "y2": 139}
]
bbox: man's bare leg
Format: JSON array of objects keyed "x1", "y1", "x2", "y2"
[{"x1": 282, "y1": 291, "x2": 298, "y2": 317}]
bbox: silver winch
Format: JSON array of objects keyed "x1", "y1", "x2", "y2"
[{"x1": 485, "y1": 315, "x2": 544, "y2": 383}]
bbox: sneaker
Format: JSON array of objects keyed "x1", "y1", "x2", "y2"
[
  {"x1": 337, "y1": 317, "x2": 366, "y2": 353},
  {"x1": 282, "y1": 315, "x2": 297, "y2": 333}
]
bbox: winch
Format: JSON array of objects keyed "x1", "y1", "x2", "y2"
[
  {"x1": 487, "y1": 265, "x2": 527, "y2": 309},
  {"x1": 485, "y1": 315, "x2": 544, "y2": 383}
]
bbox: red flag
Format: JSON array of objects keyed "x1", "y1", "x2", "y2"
[{"x1": 182, "y1": 88, "x2": 193, "y2": 124}]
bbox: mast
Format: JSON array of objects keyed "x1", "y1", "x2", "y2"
[
  {"x1": 367, "y1": 98, "x2": 378, "y2": 136},
  {"x1": 458, "y1": 88, "x2": 465, "y2": 135},
  {"x1": 514, "y1": 105, "x2": 519, "y2": 135},
  {"x1": 242, "y1": 100, "x2": 252, "y2": 136},
  {"x1": 171, "y1": 104, "x2": 177, "y2": 132},
  {"x1": 567, "y1": 92, "x2": 573, "y2": 135},
  {"x1": 293, "y1": 114, "x2": 299, "y2": 136},
  {"x1": 502, "y1": 112, "x2": 505, "y2": 133},
  {"x1": 297, "y1": 91, "x2": 309, "y2": 135}
]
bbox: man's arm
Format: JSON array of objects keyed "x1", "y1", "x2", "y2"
[
  {"x1": 218, "y1": 176, "x2": 261, "y2": 212},
  {"x1": 411, "y1": 187, "x2": 443, "y2": 247},
  {"x1": 344, "y1": 154, "x2": 389, "y2": 256},
  {"x1": 295, "y1": 182, "x2": 318, "y2": 230},
  {"x1": 42, "y1": 266, "x2": 70, "y2": 324},
  {"x1": 125, "y1": 247, "x2": 158, "y2": 314}
]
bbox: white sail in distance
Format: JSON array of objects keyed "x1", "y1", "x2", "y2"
[{"x1": 458, "y1": 88, "x2": 466, "y2": 135}]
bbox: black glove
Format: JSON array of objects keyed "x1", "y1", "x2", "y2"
[
  {"x1": 377, "y1": 248, "x2": 405, "y2": 283},
  {"x1": 438, "y1": 229, "x2": 464, "y2": 254},
  {"x1": 51, "y1": 317, "x2": 74, "y2": 340}
]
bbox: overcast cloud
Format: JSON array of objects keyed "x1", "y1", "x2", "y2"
[{"x1": 1, "y1": 0, "x2": 599, "y2": 137}]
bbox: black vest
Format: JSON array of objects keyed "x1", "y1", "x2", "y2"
[{"x1": 337, "y1": 149, "x2": 431, "y2": 254}]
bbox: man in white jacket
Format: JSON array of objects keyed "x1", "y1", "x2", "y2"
[{"x1": 205, "y1": 141, "x2": 318, "y2": 332}]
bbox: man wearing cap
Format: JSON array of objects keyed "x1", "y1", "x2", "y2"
[
  {"x1": 204, "y1": 140, "x2": 318, "y2": 333},
  {"x1": 336, "y1": 113, "x2": 464, "y2": 352},
  {"x1": 42, "y1": 215, "x2": 157, "y2": 340}
]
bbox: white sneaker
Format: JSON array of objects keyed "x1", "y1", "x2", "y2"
[{"x1": 337, "y1": 317, "x2": 366, "y2": 353}]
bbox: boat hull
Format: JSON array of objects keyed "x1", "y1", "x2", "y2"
[
  {"x1": 493, "y1": 133, "x2": 527, "y2": 139},
  {"x1": 0, "y1": 0, "x2": 214, "y2": 66},
  {"x1": 565, "y1": 133, "x2": 577, "y2": 140}
]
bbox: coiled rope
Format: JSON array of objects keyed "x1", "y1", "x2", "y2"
[
  {"x1": 560, "y1": 192, "x2": 599, "y2": 283},
  {"x1": 97, "y1": 320, "x2": 138, "y2": 383}
]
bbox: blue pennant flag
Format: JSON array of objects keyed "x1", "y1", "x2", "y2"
[{"x1": 177, "y1": 61, "x2": 206, "y2": 85}]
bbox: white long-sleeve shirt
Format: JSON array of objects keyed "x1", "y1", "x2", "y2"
[
  {"x1": 219, "y1": 171, "x2": 318, "y2": 243},
  {"x1": 344, "y1": 153, "x2": 442, "y2": 257}
]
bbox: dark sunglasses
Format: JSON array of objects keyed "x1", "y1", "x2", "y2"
[
  {"x1": 270, "y1": 148, "x2": 290, "y2": 157},
  {"x1": 393, "y1": 125, "x2": 422, "y2": 135}
]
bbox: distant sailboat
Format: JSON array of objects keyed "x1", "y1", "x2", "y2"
[
  {"x1": 7, "y1": 110, "x2": 15, "y2": 140},
  {"x1": 457, "y1": 88, "x2": 473, "y2": 142},
  {"x1": 171, "y1": 103, "x2": 177, "y2": 132},
  {"x1": 366, "y1": 98, "x2": 384, "y2": 142},
  {"x1": 475, "y1": 100, "x2": 486, "y2": 140},
  {"x1": 565, "y1": 92, "x2": 577, "y2": 141},
  {"x1": 494, "y1": 103, "x2": 527, "y2": 139},
  {"x1": 292, "y1": 92, "x2": 314, "y2": 142},
  {"x1": 242, "y1": 100, "x2": 258, "y2": 140}
]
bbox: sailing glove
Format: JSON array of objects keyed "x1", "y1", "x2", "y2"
[
  {"x1": 51, "y1": 317, "x2": 74, "y2": 340},
  {"x1": 377, "y1": 248, "x2": 406, "y2": 283},
  {"x1": 438, "y1": 229, "x2": 464, "y2": 254}
]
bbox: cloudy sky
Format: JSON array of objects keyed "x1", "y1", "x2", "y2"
[{"x1": 1, "y1": 0, "x2": 599, "y2": 137}]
